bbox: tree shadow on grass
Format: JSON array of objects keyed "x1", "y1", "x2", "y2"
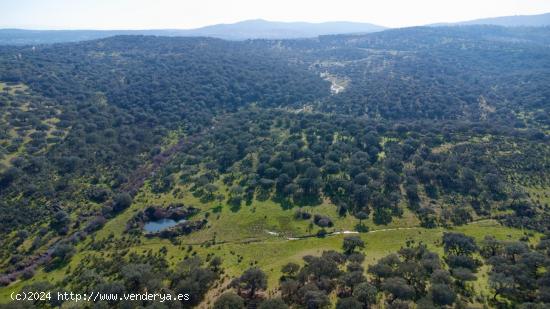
[{"x1": 272, "y1": 194, "x2": 294, "y2": 210}]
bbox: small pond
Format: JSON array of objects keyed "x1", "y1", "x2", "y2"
[{"x1": 143, "y1": 218, "x2": 186, "y2": 233}]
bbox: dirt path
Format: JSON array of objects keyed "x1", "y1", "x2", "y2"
[
  {"x1": 265, "y1": 219, "x2": 497, "y2": 241},
  {"x1": 264, "y1": 227, "x2": 416, "y2": 241}
]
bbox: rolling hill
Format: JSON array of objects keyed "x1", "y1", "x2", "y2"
[
  {"x1": 0, "y1": 20, "x2": 386, "y2": 45},
  {"x1": 0, "y1": 25, "x2": 549, "y2": 308},
  {"x1": 433, "y1": 12, "x2": 550, "y2": 27}
]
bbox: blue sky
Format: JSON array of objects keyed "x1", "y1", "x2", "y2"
[{"x1": 1, "y1": 0, "x2": 550, "y2": 29}]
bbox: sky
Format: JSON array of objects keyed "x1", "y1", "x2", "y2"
[{"x1": 1, "y1": 0, "x2": 550, "y2": 30}]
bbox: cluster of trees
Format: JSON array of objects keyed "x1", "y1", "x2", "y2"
[
  {"x1": 266, "y1": 26, "x2": 550, "y2": 126},
  {"x1": 5, "y1": 249, "x2": 222, "y2": 308},
  {"x1": 5, "y1": 225, "x2": 549, "y2": 308},
  {"x1": 482, "y1": 235, "x2": 550, "y2": 306},
  {"x1": 214, "y1": 233, "x2": 546, "y2": 308},
  {"x1": 211, "y1": 237, "x2": 368, "y2": 309},
  {"x1": 157, "y1": 108, "x2": 547, "y2": 229}
]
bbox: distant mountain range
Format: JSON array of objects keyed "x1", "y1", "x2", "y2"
[
  {"x1": 176, "y1": 19, "x2": 386, "y2": 40},
  {"x1": 432, "y1": 12, "x2": 550, "y2": 27},
  {"x1": 1, "y1": 13, "x2": 549, "y2": 45},
  {"x1": 0, "y1": 20, "x2": 385, "y2": 45}
]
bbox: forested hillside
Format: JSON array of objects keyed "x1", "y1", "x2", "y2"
[
  {"x1": 0, "y1": 36, "x2": 327, "y2": 234},
  {"x1": 0, "y1": 26, "x2": 549, "y2": 308},
  {"x1": 256, "y1": 26, "x2": 550, "y2": 121}
]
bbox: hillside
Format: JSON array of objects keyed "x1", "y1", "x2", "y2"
[{"x1": 0, "y1": 26, "x2": 549, "y2": 308}]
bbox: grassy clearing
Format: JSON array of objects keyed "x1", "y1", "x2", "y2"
[
  {"x1": 138, "y1": 219, "x2": 533, "y2": 292},
  {"x1": 96, "y1": 180, "x2": 423, "y2": 245},
  {"x1": 526, "y1": 186, "x2": 550, "y2": 208},
  {"x1": 0, "y1": 173, "x2": 539, "y2": 303},
  {"x1": 0, "y1": 82, "x2": 28, "y2": 95},
  {"x1": 0, "y1": 218, "x2": 533, "y2": 303}
]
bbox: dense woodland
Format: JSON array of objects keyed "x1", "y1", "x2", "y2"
[
  {"x1": 0, "y1": 25, "x2": 549, "y2": 308},
  {"x1": 157, "y1": 109, "x2": 549, "y2": 228},
  {"x1": 0, "y1": 36, "x2": 328, "y2": 234}
]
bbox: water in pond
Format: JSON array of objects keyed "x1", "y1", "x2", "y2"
[{"x1": 143, "y1": 218, "x2": 186, "y2": 233}]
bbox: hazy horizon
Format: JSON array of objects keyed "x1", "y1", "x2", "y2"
[{"x1": 1, "y1": 0, "x2": 550, "y2": 30}]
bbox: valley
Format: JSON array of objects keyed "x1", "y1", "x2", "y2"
[{"x1": 0, "y1": 25, "x2": 549, "y2": 308}]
